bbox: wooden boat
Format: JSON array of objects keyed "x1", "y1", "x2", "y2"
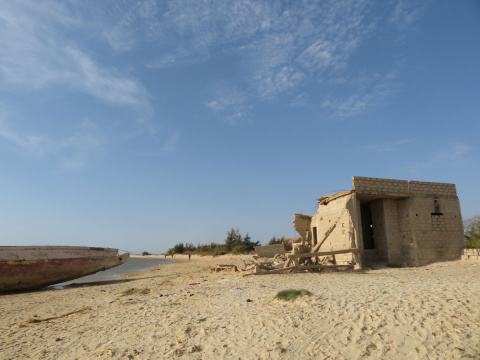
[{"x1": 0, "y1": 246, "x2": 129, "y2": 292}]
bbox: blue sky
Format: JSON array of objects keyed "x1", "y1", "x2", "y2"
[{"x1": 1, "y1": 0, "x2": 479, "y2": 254}]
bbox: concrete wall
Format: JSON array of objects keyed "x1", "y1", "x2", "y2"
[
  {"x1": 353, "y1": 177, "x2": 410, "y2": 195},
  {"x1": 254, "y1": 244, "x2": 286, "y2": 258},
  {"x1": 462, "y1": 249, "x2": 480, "y2": 260},
  {"x1": 382, "y1": 199, "x2": 403, "y2": 264},
  {"x1": 396, "y1": 198, "x2": 416, "y2": 265},
  {"x1": 409, "y1": 196, "x2": 463, "y2": 266},
  {"x1": 353, "y1": 176, "x2": 457, "y2": 197},
  {"x1": 353, "y1": 176, "x2": 463, "y2": 266}
]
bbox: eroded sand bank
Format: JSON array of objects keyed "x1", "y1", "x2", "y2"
[{"x1": 1, "y1": 254, "x2": 479, "y2": 359}]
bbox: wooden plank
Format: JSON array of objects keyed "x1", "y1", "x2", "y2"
[
  {"x1": 254, "y1": 266, "x2": 296, "y2": 275},
  {"x1": 311, "y1": 208, "x2": 347, "y2": 253},
  {"x1": 255, "y1": 264, "x2": 354, "y2": 275},
  {"x1": 298, "y1": 264, "x2": 353, "y2": 270},
  {"x1": 288, "y1": 248, "x2": 359, "y2": 259},
  {"x1": 312, "y1": 223, "x2": 337, "y2": 253}
]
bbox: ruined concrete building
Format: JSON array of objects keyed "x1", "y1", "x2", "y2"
[{"x1": 293, "y1": 177, "x2": 464, "y2": 267}]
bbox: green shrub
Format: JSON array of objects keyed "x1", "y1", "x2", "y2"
[
  {"x1": 466, "y1": 238, "x2": 480, "y2": 249},
  {"x1": 274, "y1": 289, "x2": 312, "y2": 301},
  {"x1": 213, "y1": 248, "x2": 227, "y2": 256},
  {"x1": 231, "y1": 244, "x2": 253, "y2": 254},
  {"x1": 141, "y1": 251, "x2": 151, "y2": 256},
  {"x1": 464, "y1": 215, "x2": 480, "y2": 249}
]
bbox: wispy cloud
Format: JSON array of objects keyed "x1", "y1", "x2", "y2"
[
  {"x1": 206, "y1": 85, "x2": 248, "y2": 125},
  {"x1": 135, "y1": 130, "x2": 182, "y2": 157},
  {"x1": 320, "y1": 67, "x2": 401, "y2": 119},
  {"x1": 0, "y1": 107, "x2": 105, "y2": 169},
  {"x1": 0, "y1": 1, "x2": 153, "y2": 129},
  {"x1": 57, "y1": 120, "x2": 106, "y2": 170},
  {"x1": 161, "y1": 130, "x2": 181, "y2": 155},
  {"x1": 361, "y1": 139, "x2": 412, "y2": 153},
  {"x1": 43, "y1": 0, "x2": 426, "y2": 123},
  {"x1": 407, "y1": 143, "x2": 474, "y2": 173},
  {"x1": 389, "y1": 0, "x2": 428, "y2": 31},
  {"x1": 0, "y1": 0, "x2": 429, "y2": 131}
]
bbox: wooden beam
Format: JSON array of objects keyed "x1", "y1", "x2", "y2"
[
  {"x1": 312, "y1": 223, "x2": 337, "y2": 253},
  {"x1": 288, "y1": 248, "x2": 359, "y2": 259},
  {"x1": 254, "y1": 266, "x2": 296, "y2": 275},
  {"x1": 254, "y1": 263, "x2": 354, "y2": 275},
  {"x1": 298, "y1": 264, "x2": 353, "y2": 270}
]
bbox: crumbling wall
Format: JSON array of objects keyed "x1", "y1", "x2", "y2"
[
  {"x1": 310, "y1": 194, "x2": 356, "y2": 265},
  {"x1": 292, "y1": 214, "x2": 312, "y2": 244}
]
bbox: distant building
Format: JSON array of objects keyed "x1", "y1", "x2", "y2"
[{"x1": 293, "y1": 177, "x2": 464, "y2": 267}]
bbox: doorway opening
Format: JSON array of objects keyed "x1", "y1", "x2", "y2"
[{"x1": 361, "y1": 204, "x2": 375, "y2": 249}]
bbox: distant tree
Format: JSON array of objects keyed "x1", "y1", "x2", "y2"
[
  {"x1": 242, "y1": 233, "x2": 260, "y2": 248},
  {"x1": 184, "y1": 242, "x2": 196, "y2": 251},
  {"x1": 141, "y1": 251, "x2": 151, "y2": 256},
  {"x1": 268, "y1": 235, "x2": 278, "y2": 245},
  {"x1": 225, "y1": 228, "x2": 242, "y2": 251},
  {"x1": 166, "y1": 242, "x2": 186, "y2": 254},
  {"x1": 173, "y1": 242, "x2": 185, "y2": 253},
  {"x1": 464, "y1": 215, "x2": 480, "y2": 248}
]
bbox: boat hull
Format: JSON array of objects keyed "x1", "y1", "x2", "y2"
[{"x1": 0, "y1": 246, "x2": 129, "y2": 292}]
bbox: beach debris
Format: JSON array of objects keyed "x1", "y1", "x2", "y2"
[
  {"x1": 95, "y1": 348, "x2": 117, "y2": 357},
  {"x1": 196, "y1": 318, "x2": 206, "y2": 322},
  {"x1": 268, "y1": 343, "x2": 287, "y2": 354},
  {"x1": 187, "y1": 345, "x2": 201, "y2": 353},
  {"x1": 213, "y1": 264, "x2": 238, "y2": 273},
  {"x1": 249, "y1": 246, "x2": 358, "y2": 275},
  {"x1": 246, "y1": 299, "x2": 253, "y2": 302},
  {"x1": 188, "y1": 283, "x2": 200, "y2": 285},
  {"x1": 24, "y1": 306, "x2": 92, "y2": 325},
  {"x1": 382, "y1": 290, "x2": 388, "y2": 294},
  {"x1": 161, "y1": 302, "x2": 181, "y2": 306},
  {"x1": 121, "y1": 288, "x2": 151, "y2": 295},
  {"x1": 55, "y1": 338, "x2": 61, "y2": 342}
]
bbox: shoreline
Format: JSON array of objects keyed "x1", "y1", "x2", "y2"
[{"x1": 1, "y1": 255, "x2": 479, "y2": 359}]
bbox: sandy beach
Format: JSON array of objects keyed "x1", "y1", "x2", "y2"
[{"x1": 1, "y1": 254, "x2": 479, "y2": 359}]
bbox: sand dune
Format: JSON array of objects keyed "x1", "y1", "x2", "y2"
[{"x1": 1, "y1": 254, "x2": 479, "y2": 359}]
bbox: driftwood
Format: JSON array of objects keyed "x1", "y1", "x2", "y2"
[{"x1": 24, "y1": 306, "x2": 92, "y2": 325}]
